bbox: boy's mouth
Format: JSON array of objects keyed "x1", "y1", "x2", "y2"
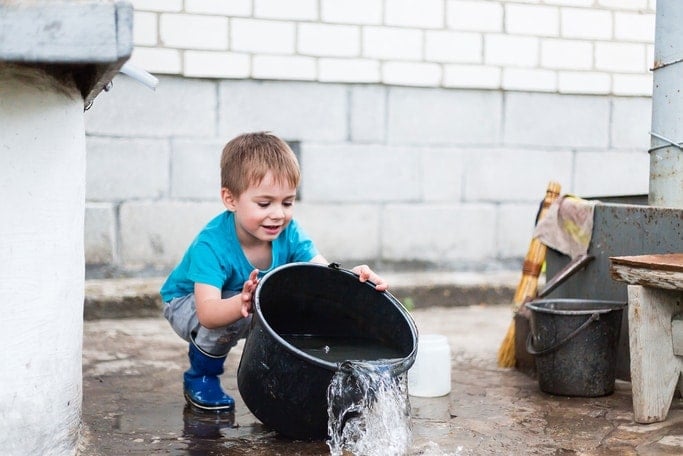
[{"x1": 262, "y1": 224, "x2": 281, "y2": 235}]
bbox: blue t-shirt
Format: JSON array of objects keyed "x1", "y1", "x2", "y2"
[{"x1": 160, "y1": 211, "x2": 318, "y2": 302}]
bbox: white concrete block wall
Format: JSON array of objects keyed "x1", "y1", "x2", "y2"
[
  {"x1": 127, "y1": 0, "x2": 655, "y2": 96},
  {"x1": 86, "y1": 137, "x2": 169, "y2": 200},
  {"x1": 119, "y1": 201, "x2": 224, "y2": 269},
  {"x1": 382, "y1": 203, "x2": 498, "y2": 264},
  {"x1": 82, "y1": 0, "x2": 660, "y2": 275},
  {"x1": 387, "y1": 87, "x2": 502, "y2": 145},
  {"x1": 296, "y1": 203, "x2": 381, "y2": 262},
  {"x1": 85, "y1": 203, "x2": 117, "y2": 265}
]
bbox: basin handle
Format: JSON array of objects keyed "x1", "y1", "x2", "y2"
[{"x1": 526, "y1": 312, "x2": 600, "y2": 356}]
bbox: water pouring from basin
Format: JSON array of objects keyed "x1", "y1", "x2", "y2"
[{"x1": 327, "y1": 360, "x2": 412, "y2": 456}]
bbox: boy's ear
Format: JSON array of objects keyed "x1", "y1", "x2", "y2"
[{"x1": 221, "y1": 187, "x2": 237, "y2": 211}]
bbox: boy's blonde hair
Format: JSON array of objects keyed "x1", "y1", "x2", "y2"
[{"x1": 220, "y1": 132, "x2": 300, "y2": 196}]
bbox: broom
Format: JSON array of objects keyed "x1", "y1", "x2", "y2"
[{"x1": 497, "y1": 181, "x2": 561, "y2": 368}]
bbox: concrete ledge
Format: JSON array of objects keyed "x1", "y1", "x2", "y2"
[
  {"x1": 0, "y1": 1, "x2": 134, "y2": 107},
  {"x1": 83, "y1": 271, "x2": 519, "y2": 320}
]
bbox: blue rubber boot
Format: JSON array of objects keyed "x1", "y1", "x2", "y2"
[{"x1": 183, "y1": 340, "x2": 235, "y2": 412}]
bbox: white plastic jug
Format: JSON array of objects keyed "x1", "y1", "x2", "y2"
[{"x1": 407, "y1": 334, "x2": 451, "y2": 397}]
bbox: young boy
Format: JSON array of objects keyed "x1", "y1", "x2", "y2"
[{"x1": 160, "y1": 131, "x2": 388, "y2": 412}]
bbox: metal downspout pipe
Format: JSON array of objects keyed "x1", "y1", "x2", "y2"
[{"x1": 649, "y1": 0, "x2": 683, "y2": 207}]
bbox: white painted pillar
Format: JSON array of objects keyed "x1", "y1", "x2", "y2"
[{"x1": 0, "y1": 65, "x2": 85, "y2": 455}]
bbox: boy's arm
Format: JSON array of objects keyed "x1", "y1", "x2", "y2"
[{"x1": 194, "y1": 269, "x2": 259, "y2": 328}]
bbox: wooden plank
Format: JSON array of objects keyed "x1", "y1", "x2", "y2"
[
  {"x1": 628, "y1": 285, "x2": 683, "y2": 423},
  {"x1": 610, "y1": 263, "x2": 683, "y2": 290},
  {"x1": 610, "y1": 253, "x2": 683, "y2": 273}
]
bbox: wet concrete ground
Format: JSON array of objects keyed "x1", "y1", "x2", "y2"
[{"x1": 80, "y1": 304, "x2": 683, "y2": 455}]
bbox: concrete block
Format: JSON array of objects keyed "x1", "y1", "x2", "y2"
[
  {"x1": 254, "y1": 0, "x2": 317, "y2": 21},
  {"x1": 612, "y1": 74, "x2": 652, "y2": 97},
  {"x1": 319, "y1": 58, "x2": 380, "y2": 83},
  {"x1": 381, "y1": 203, "x2": 497, "y2": 264},
  {"x1": 170, "y1": 139, "x2": 224, "y2": 199},
  {"x1": 387, "y1": 87, "x2": 502, "y2": 145},
  {"x1": 541, "y1": 39, "x2": 593, "y2": 70},
  {"x1": 425, "y1": 31, "x2": 482, "y2": 63},
  {"x1": 614, "y1": 12, "x2": 655, "y2": 43},
  {"x1": 463, "y1": 148, "x2": 573, "y2": 202},
  {"x1": 485, "y1": 34, "x2": 539, "y2": 67},
  {"x1": 496, "y1": 203, "x2": 541, "y2": 259},
  {"x1": 130, "y1": 0, "x2": 182, "y2": 12},
  {"x1": 119, "y1": 201, "x2": 224, "y2": 269},
  {"x1": 443, "y1": 64, "x2": 501, "y2": 89},
  {"x1": 502, "y1": 68, "x2": 556, "y2": 92},
  {"x1": 85, "y1": 203, "x2": 117, "y2": 265},
  {"x1": 86, "y1": 137, "x2": 169, "y2": 201},
  {"x1": 218, "y1": 80, "x2": 347, "y2": 141},
  {"x1": 231, "y1": 18, "x2": 295, "y2": 54},
  {"x1": 382, "y1": 61, "x2": 441, "y2": 87},
  {"x1": 252, "y1": 55, "x2": 316, "y2": 80},
  {"x1": 573, "y1": 151, "x2": 649, "y2": 197},
  {"x1": 298, "y1": 23, "x2": 360, "y2": 57},
  {"x1": 159, "y1": 13, "x2": 228, "y2": 50},
  {"x1": 385, "y1": 0, "x2": 444, "y2": 28},
  {"x1": 0, "y1": 1, "x2": 123, "y2": 63},
  {"x1": 320, "y1": 0, "x2": 382, "y2": 25},
  {"x1": 133, "y1": 12, "x2": 157, "y2": 46},
  {"x1": 544, "y1": 0, "x2": 592, "y2": 5},
  {"x1": 301, "y1": 144, "x2": 420, "y2": 203},
  {"x1": 363, "y1": 27, "x2": 422, "y2": 60},
  {"x1": 558, "y1": 71, "x2": 611, "y2": 94},
  {"x1": 560, "y1": 8, "x2": 612, "y2": 40},
  {"x1": 611, "y1": 97, "x2": 652, "y2": 150},
  {"x1": 504, "y1": 92, "x2": 610, "y2": 148},
  {"x1": 595, "y1": 42, "x2": 646, "y2": 73},
  {"x1": 184, "y1": 51, "x2": 250, "y2": 78},
  {"x1": 185, "y1": 0, "x2": 251, "y2": 16},
  {"x1": 447, "y1": 1, "x2": 503, "y2": 32},
  {"x1": 85, "y1": 75, "x2": 216, "y2": 137},
  {"x1": 128, "y1": 47, "x2": 181, "y2": 74},
  {"x1": 350, "y1": 85, "x2": 386, "y2": 142},
  {"x1": 420, "y1": 148, "x2": 465, "y2": 202},
  {"x1": 505, "y1": 4, "x2": 559, "y2": 37},
  {"x1": 598, "y1": 0, "x2": 648, "y2": 10},
  {"x1": 295, "y1": 203, "x2": 380, "y2": 262}
]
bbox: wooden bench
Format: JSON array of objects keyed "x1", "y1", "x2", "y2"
[{"x1": 610, "y1": 253, "x2": 683, "y2": 424}]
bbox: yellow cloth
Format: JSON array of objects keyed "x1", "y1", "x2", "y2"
[{"x1": 533, "y1": 195, "x2": 597, "y2": 259}]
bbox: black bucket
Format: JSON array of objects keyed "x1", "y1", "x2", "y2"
[
  {"x1": 236, "y1": 263, "x2": 417, "y2": 440},
  {"x1": 525, "y1": 299, "x2": 627, "y2": 397}
]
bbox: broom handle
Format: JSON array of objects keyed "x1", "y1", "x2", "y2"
[{"x1": 512, "y1": 181, "x2": 561, "y2": 308}]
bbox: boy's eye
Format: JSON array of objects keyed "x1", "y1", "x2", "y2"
[
  {"x1": 283, "y1": 201, "x2": 294, "y2": 207},
  {"x1": 257, "y1": 202, "x2": 270, "y2": 208}
]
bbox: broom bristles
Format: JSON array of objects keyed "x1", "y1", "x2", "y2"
[
  {"x1": 497, "y1": 321, "x2": 516, "y2": 368},
  {"x1": 497, "y1": 181, "x2": 561, "y2": 368}
]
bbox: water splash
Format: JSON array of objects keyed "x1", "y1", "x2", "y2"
[{"x1": 327, "y1": 360, "x2": 411, "y2": 456}]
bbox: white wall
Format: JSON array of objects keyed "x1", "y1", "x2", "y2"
[
  {"x1": 0, "y1": 66, "x2": 85, "y2": 455},
  {"x1": 82, "y1": 0, "x2": 656, "y2": 275},
  {"x1": 127, "y1": 0, "x2": 655, "y2": 96}
]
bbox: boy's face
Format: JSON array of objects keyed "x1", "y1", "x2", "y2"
[{"x1": 221, "y1": 171, "x2": 297, "y2": 245}]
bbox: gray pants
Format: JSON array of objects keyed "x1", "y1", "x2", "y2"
[{"x1": 163, "y1": 289, "x2": 251, "y2": 356}]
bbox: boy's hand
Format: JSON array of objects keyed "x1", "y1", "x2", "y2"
[
  {"x1": 240, "y1": 269, "x2": 259, "y2": 317},
  {"x1": 351, "y1": 264, "x2": 388, "y2": 291}
]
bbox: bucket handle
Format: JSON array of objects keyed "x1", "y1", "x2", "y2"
[{"x1": 526, "y1": 312, "x2": 600, "y2": 356}]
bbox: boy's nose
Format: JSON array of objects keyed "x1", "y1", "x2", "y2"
[{"x1": 270, "y1": 204, "x2": 285, "y2": 219}]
